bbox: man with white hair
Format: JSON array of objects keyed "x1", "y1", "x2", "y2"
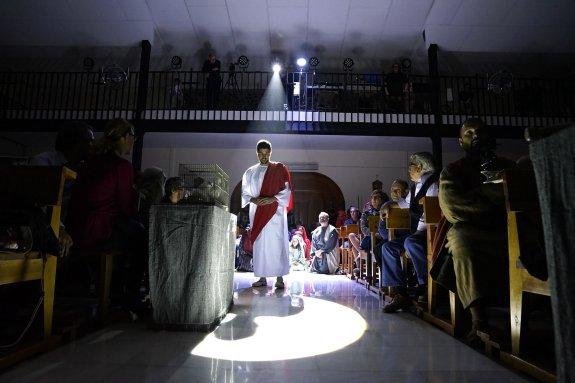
[
  {"x1": 310, "y1": 212, "x2": 339, "y2": 274},
  {"x1": 380, "y1": 152, "x2": 439, "y2": 313}
]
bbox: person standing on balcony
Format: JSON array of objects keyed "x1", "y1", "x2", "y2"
[
  {"x1": 384, "y1": 63, "x2": 409, "y2": 112},
  {"x1": 202, "y1": 53, "x2": 222, "y2": 109},
  {"x1": 241, "y1": 140, "x2": 293, "y2": 289}
]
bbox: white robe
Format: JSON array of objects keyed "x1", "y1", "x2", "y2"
[{"x1": 241, "y1": 163, "x2": 291, "y2": 277}]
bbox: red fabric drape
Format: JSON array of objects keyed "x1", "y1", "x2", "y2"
[{"x1": 249, "y1": 162, "x2": 292, "y2": 243}]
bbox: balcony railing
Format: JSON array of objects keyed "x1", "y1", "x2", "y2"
[{"x1": 1, "y1": 70, "x2": 573, "y2": 127}]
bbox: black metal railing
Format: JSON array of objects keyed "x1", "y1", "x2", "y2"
[
  {"x1": 0, "y1": 71, "x2": 140, "y2": 119},
  {"x1": 287, "y1": 72, "x2": 432, "y2": 114},
  {"x1": 1, "y1": 70, "x2": 573, "y2": 125}
]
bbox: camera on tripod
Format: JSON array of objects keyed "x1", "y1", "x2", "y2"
[{"x1": 229, "y1": 62, "x2": 237, "y2": 72}]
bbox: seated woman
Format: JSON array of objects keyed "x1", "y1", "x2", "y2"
[
  {"x1": 68, "y1": 118, "x2": 145, "y2": 310},
  {"x1": 161, "y1": 177, "x2": 186, "y2": 204},
  {"x1": 289, "y1": 234, "x2": 309, "y2": 272},
  {"x1": 295, "y1": 224, "x2": 312, "y2": 261}
]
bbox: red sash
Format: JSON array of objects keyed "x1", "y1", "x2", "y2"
[{"x1": 250, "y1": 162, "x2": 292, "y2": 243}]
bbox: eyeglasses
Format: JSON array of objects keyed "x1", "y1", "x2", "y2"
[{"x1": 319, "y1": 217, "x2": 329, "y2": 221}]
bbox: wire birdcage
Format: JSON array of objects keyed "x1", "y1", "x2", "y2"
[{"x1": 178, "y1": 164, "x2": 230, "y2": 208}]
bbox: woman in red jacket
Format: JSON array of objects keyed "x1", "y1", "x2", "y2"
[
  {"x1": 69, "y1": 118, "x2": 142, "y2": 251},
  {"x1": 69, "y1": 118, "x2": 146, "y2": 314}
]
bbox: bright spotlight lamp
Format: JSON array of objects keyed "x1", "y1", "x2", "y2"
[
  {"x1": 296, "y1": 57, "x2": 307, "y2": 68},
  {"x1": 272, "y1": 63, "x2": 282, "y2": 73}
]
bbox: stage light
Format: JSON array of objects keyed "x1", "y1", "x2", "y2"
[
  {"x1": 272, "y1": 63, "x2": 282, "y2": 73},
  {"x1": 237, "y1": 55, "x2": 250, "y2": 70},
  {"x1": 83, "y1": 57, "x2": 95, "y2": 71},
  {"x1": 170, "y1": 55, "x2": 182, "y2": 70},
  {"x1": 309, "y1": 57, "x2": 319, "y2": 69},
  {"x1": 343, "y1": 57, "x2": 354, "y2": 71},
  {"x1": 296, "y1": 57, "x2": 307, "y2": 68}
]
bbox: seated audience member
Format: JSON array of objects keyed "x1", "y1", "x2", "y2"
[
  {"x1": 135, "y1": 167, "x2": 166, "y2": 222},
  {"x1": 161, "y1": 177, "x2": 185, "y2": 204},
  {"x1": 310, "y1": 212, "x2": 339, "y2": 274},
  {"x1": 335, "y1": 209, "x2": 347, "y2": 228},
  {"x1": 439, "y1": 118, "x2": 516, "y2": 342},
  {"x1": 30, "y1": 121, "x2": 94, "y2": 170},
  {"x1": 236, "y1": 225, "x2": 253, "y2": 272},
  {"x1": 68, "y1": 118, "x2": 145, "y2": 311},
  {"x1": 295, "y1": 224, "x2": 312, "y2": 261},
  {"x1": 349, "y1": 190, "x2": 388, "y2": 276},
  {"x1": 342, "y1": 206, "x2": 361, "y2": 256},
  {"x1": 289, "y1": 234, "x2": 309, "y2": 272},
  {"x1": 344, "y1": 206, "x2": 361, "y2": 225},
  {"x1": 30, "y1": 121, "x2": 94, "y2": 257},
  {"x1": 373, "y1": 179, "x2": 410, "y2": 266},
  {"x1": 381, "y1": 152, "x2": 439, "y2": 313}
]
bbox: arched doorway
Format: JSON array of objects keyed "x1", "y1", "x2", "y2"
[{"x1": 230, "y1": 172, "x2": 345, "y2": 232}]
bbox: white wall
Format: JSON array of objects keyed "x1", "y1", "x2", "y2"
[
  {"x1": 142, "y1": 146, "x2": 414, "y2": 208},
  {"x1": 0, "y1": 130, "x2": 528, "y2": 208}
]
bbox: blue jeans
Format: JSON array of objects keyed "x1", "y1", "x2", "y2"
[{"x1": 381, "y1": 231, "x2": 427, "y2": 287}]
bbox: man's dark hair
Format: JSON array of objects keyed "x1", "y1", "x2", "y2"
[
  {"x1": 55, "y1": 121, "x2": 93, "y2": 153},
  {"x1": 256, "y1": 139, "x2": 272, "y2": 151},
  {"x1": 391, "y1": 179, "x2": 409, "y2": 190},
  {"x1": 371, "y1": 189, "x2": 389, "y2": 203},
  {"x1": 164, "y1": 177, "x2": 184, "y2": 196},
  {"x1": 460, "y1": 118, "x2": 486, "y2": 136}
]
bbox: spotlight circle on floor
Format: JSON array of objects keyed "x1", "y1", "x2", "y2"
[{"x1": 191, "y1": 295, "x2": 367, "y2": 361}]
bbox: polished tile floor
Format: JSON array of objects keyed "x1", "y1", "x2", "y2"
[{"x1": 1, "y1": 272, "x2": 532, "y2": 383}]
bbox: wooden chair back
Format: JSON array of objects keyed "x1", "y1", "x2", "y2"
[
  {"x1": 0, "y1": 165, "x2": 76, "y2": 341},
  {"x1": 339, "y1": 223, "x2": 359, "y2": 276},
  {"x1": 386, "y1": 207, "x2": 410, "y2": 240},
  {"x1": 419, "y1": 196, "x2": 463, "y2": 337},
  {"x1": 0, "y1": 166, "x2": 76, "y2": 236}
]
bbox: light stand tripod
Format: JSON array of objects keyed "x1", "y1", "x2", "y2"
[{"x1": 224, "y1": 63, "x2": 240, "y2": 94}]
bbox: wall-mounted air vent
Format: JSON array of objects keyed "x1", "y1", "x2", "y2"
[{"x1": 284, "y1": 162, "x2": 319, "y2": 171}]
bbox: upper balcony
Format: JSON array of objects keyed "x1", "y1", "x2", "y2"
[{"x1": 1, "y1": 69, "x2": 573, "y2": 137}]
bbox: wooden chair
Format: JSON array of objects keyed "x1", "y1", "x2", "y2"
[
  {"x1": 386, "y1": 207, "x2": 410, "y2": 268},
  {"x1": 386, "y1": 207, "x2": 410, "y2": 241},
  {"x1": 381, "y1": 207, "x2": 410, "y2": 297},
  {"x1": 342, "y1": 223, "x2": 360, "y2": 279},
  {"x1": 366, "y1": 215, "x2": 380, "y2": 293},
  {"x1": 420, "y1": 196, "x2": 464, "y2": 337},
  {"x1": 0, "y1": 166, "x2": 76, "y2": 340},
  {"x1": 336, "y1": 226, "x2": 345, "y2": 273},
  {"x1": 500, "y1": 169, "x2": 554, "y2": 383}
]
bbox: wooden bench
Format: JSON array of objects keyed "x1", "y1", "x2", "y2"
[
  {"x1": 0, "y1": 166, "x2": 76, "y2": 339},
  {"x1": 419, "y1": 196, "x2": 464, "y2": 337},
  {"x1": 499, "y1": 169, "x2": 555, "y2": 383}
]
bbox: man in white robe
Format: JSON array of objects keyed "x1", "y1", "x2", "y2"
[{"x1": 241, "y1": 140, "x2": 292, "y2": 289}]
